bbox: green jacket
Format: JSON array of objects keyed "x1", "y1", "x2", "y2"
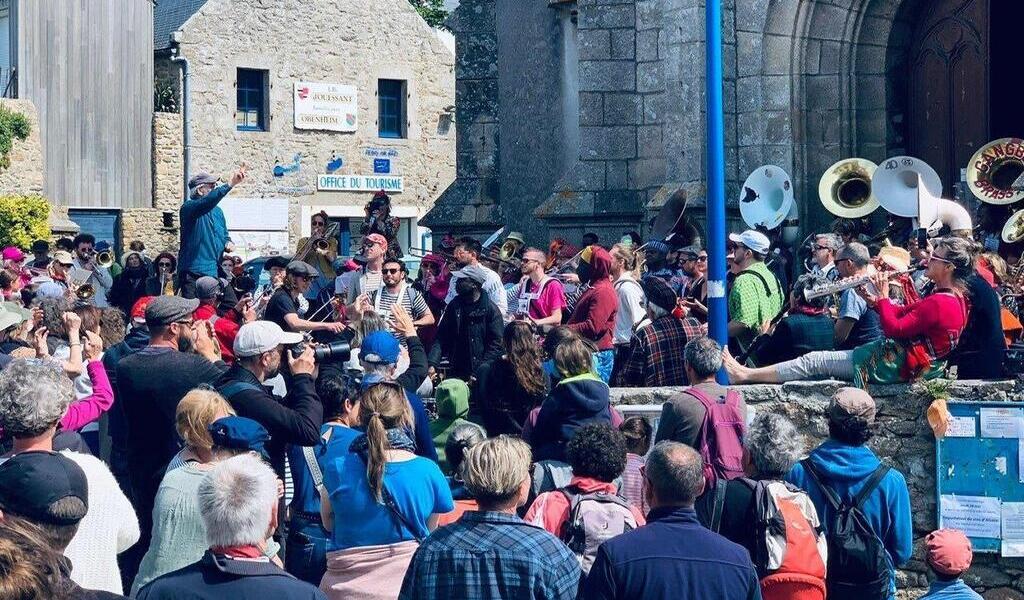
[{"x1": 430, "y1": 378, "x2": 471, "y2": 472}]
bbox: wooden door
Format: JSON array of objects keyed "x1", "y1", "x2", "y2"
[{"x1": 908, "y1": 0, "x2": 989, "y2": 194}]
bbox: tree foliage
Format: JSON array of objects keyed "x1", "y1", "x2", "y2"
[
  {"x1": 0, "y1": 106, "x2": 31, "y2": 170},
  {"x1": 0, "y1": 195, "x2": 50, "y2": 249},
  {"x1": 410, "y1": 0, "x2": 448, "y2": 30}
]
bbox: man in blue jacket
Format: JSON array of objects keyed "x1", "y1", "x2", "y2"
[
  {"x1": 583, "y1": 441, "x2": 761, "y2": 600},
  {"x1": 787, "y1": 387, "x2": 913, "y2": 599},
  {"x1": 179, "y1": 167, "x2": 246, "y2": 297}
]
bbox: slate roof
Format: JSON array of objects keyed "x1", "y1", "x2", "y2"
[{"x1": 153, "y1": 0, "x2": 210, "y2": 51}]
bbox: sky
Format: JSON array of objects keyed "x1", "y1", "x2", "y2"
[{"x1": 443, "y1": 0, "x2": 459, "y2": 10}]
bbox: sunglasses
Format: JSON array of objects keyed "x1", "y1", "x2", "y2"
[
  {"x1": 696, "y1": 256, "x2": 708, "y2": 262},
  {"x1": 382, "y1": 268, "x2": 402, "y2": 274},
  {"x1": 158, "y1": 262, "x2": 172, "y2": 267},
  {"x1": 814, "y1": 245, "x2": 831, "y2": 251},
  {"x1": 928, "y1": 255, "x2": 954, "y2": 265}
]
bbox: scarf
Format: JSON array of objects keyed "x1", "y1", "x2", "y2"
[
  {"x1": 349, "y1": 427, "x2": 417, "y2": 461},
  {"x1": 792, "y1": 304, "x2": 829, "y2": 317}
]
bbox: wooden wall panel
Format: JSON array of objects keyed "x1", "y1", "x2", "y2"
[{"x1": 16, "y1": 0, "x2": 153, "y2": 208}]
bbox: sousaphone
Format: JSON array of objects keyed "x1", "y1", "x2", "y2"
[
  {"x1": 1003, "y1": 208, "x2": 1024, "y2": 244},
  {"x1": 818, "y1": 158, "x2": 879, "y2": 218},
  {"x1": 871, "y1": 156, "x2": 943, "y2": 218},
  {"x1": 739, "y1": 165, "x2": 795, "y2": 230},
  {"x1": 967, "y1": 138, "x2": 1024, "y2": 205}
]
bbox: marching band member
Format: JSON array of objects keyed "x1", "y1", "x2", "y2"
[
  {"x1": 71, "y1": 234, "x2": 113, "y2": 307},
  {"x1": 508, "y1": 247, "x2": 566, "y2": 327}
]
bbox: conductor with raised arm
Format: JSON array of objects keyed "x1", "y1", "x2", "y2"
[{"x1": 178, "y1": 166, "x2": 247, "y2": 298}]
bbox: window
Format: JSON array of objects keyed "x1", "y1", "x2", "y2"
[
  {"x1": 236, "y1": 68, "x2": 268, "y2": 131},
  {"x1": 378, "y1": 79, "x2": 406, "y2": 139}
]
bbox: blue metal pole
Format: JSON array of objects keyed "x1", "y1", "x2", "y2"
[{"x1": 705, "y1": 0, "x2": 729, "y2": 383}]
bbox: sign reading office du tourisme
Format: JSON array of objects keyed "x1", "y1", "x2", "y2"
[
  {"x1": 318, "y1": 174, "x2": 404, "y2": 193},
  {"x1": 294, "y1": 82, "x2": 358, "y2": 132}
]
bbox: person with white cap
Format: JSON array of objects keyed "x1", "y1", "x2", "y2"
[
  {"x1": 726, "y1": 229, "x2": 784, "y2": 358},
  {"x1": 178, "y1": 166, "x2": 247, "y2": 298},
  {"x1": 215, "y1": 320, "x2": 323, "y2": 480}
]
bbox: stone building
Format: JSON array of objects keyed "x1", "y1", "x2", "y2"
[
  {"x1": 425, "y1": 0, "x2": 1023, "y2": 247},
  {"x1": 154, "y1": 0, "x2": 456, "y2": 258}
]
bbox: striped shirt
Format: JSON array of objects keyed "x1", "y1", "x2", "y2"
[{"x1": 368, "y1": 284, "x2": 430, "y2": 342}]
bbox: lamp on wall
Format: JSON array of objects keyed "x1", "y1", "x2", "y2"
[{"x1": 438, "y1": 105, "x2": 455, "y2": 135}]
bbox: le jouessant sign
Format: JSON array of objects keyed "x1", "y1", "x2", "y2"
[{"x1": 294, "y1": 82, "x2": 358, "y2": 132}]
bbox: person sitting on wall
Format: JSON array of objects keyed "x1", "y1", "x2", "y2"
[
  {"x1": 361, "y1": 190, "x2": 403, "y2": 260},
  {"x1": 178, "y1": 167, "x2": 246, "y2": 299}
]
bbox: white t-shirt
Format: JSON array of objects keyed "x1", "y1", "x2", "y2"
[{"x1": 613, "y1": 274, "x2": 646, "y2": 345}]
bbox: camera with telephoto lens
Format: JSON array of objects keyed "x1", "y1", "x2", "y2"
[{"x1": 289, "y1": 340, "x2": 352, "y2": 363}]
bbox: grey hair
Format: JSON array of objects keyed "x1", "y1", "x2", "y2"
[
  {"x1": 0, "y1": 360, "x2": 74, "y2": 438},
  {"x1": 935, "y1": 236, "x2": 977, "y2": 283},
  {"x1": 684, "y1": 336, "x2": 722, "y2": 379},
  {"x1": 745, "y1": 412, "x2": 804, "y2": 479},
  {"x1": 360, "y1": 362, "x2": 394, "y2": 377},
  {"x1": 647, "y1": 303, "x2": 670, "y2": 319},
  {"x1": 645, "y1": 441, "x2": 705, "y2": 505},
  {"x1": 815, "y1": 233, "x2": 842, "y2": 252},
  {"x1": 462, "y1": 435, "x2": 532, "y2": 508},
  {"x1": 837, "y1": 242, "x2": 870, "y2": 267},
  {"x1": 351, "y1": 311, "x2": 387, "y2": 348},
  {"x1": 446, "y1": 422, "x2": 487, "y2": 476},
  {"x1": 198, "y1": 454, "x2": 278, "y2": 548}
]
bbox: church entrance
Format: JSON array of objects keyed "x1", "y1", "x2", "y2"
[{"x1": 907, "y1": 0, "x2": 1024, "y2": 195}]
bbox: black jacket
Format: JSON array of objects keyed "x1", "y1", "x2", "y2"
[
  {"x1": 136, "y1": 551, "x2": 325, "y2": 600},
  {"x1": 109, "y1": 270, "x2": 149, "y2": 316},
  {"x1": 950, "y1": 273, "x2": 1006, "y2": 379},
  {"x1": 428, "y1": 295, "x2": 504, "y2": 380},
  {"x1": 217, "y1": 365, "x2": 323, "y2": 479}
]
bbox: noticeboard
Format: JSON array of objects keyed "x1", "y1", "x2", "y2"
[{"x1": 936, "y1": 401, "x2": 1024, "y2": 554}]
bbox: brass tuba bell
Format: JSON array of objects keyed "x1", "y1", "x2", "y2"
[
  {"x1": 818, "y1": 158, "x2": 879, "y2": 218},
  {"x1": 967, "y1": 138, "x2": 1024, "y2": 205},
  {"x1": 738, "y1": 165, "x2": 795, "y2": 230}
]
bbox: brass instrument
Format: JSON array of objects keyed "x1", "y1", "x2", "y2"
[
  {"x1": 74, "y1": 283, "x2": 95, "y2": 301},
  {"x1": 95, "y1": 250, "x2": 114, "y2": 269},
  {"x1": 967, "y1": 138, "x2": 1024, "y2": 205},
  {"x1": 295, "y1": 221, "x2": 340, "y2": 264},
  {"x1": 161, "y1": 273, "x2": 175, "y2": 296},
  {"x1": 818, "y1": 158, "x2": 879, "y2": 218},
  {"x1": 803, "y1": 269, "x2": 911, "y2": 302},
  {"x1": 1002, "y1": 209, "x2": 1024, "y2": 244},
  {"x1": 739, "y1": 165, "x2": 795, "y2": 230},
  {"x1": 499, "y1": 237, "x2": 522, "y2": 262}
]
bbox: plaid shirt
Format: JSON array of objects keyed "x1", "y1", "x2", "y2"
[
  {"x1": 398, "y1": 511, "x2": 581, "y2": 600},
  {"x1": 619, "y1": 315, "x2": 705, "y2": 387}
]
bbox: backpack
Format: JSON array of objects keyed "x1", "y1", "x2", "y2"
[
  {"x1": 558, "y1": 487, "x2": 638, "y2": 574},
  {"x1": 686, "y1": 387, "x2": 746, "y2": 489},
  {"x1": 801, "y1": 459, "x2": 892, "y2": 600},
  {"x1": 741, "y1": 479, "x2": 828, "y2": 582}
]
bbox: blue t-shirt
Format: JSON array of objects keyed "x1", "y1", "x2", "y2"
[
  {"x1": 288, "y1": 424, "x2": 361, "y2": 517},
  {"x1": 323, "y1": 452, "x2": 453, "y2": 551}
]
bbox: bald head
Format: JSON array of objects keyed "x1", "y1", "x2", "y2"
[{"x1": 645, "y1": 441, "x2": 705, "y2": 508}]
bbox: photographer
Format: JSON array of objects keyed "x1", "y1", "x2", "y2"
[{"x1": 216, "y1": 320, "x2": 323, "y2": 480}]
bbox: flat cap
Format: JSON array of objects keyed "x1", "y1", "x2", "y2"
[
  {"x1": 145, "y1": 295, "x2": 200, "y2": 327},
  {"x1": 827, "y1": 387, "x2": 876, "y2": 426},
  {"x1": 286, "y1": 261, "x2": 319, "y2": 278}
]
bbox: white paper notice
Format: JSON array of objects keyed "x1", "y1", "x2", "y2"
[
  {"x1": 1019, "y1": 440, "x2": 1024, "y2": 483},
  {"x1": 1003, "y1": 502, "x2": 1024, "y2": 557},
  {"x1": 946, "y1": 416, "x2": 977, "y2": 438},
  {"x1": 940, "y1": 495, "x2": 1001, "y2": 538},
  {"x1": 980, "y1": 407, "x2": 1024, "y2": 439}
]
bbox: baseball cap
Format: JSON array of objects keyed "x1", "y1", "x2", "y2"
[
  {"x1": 208, "y1": 416, "x2": 270, "y2": 459},
  {"x1": 35, "y1": 281, "x2": 66, "y2": 299},
  {"x1": 364, "y1": 233, "x2": 388, "y2": 252},
  {"x1": 145, "y1": 295, "x2": 200, "y2": 327},
  {"x1": 827, "y1": 387, "x2": 876, "y2": 426},
  {"x1": 286, "y1": 261, "x2": 319, "y2": 278},
  {"x1": 360, "y1": 331, "x2": 400, "y2": 365},
  {"x1": 188, "y1": 172, "x2": 218, "y2": 190},
  {"x1": 52, "y1": 251, "x2": 74, "y2": 266},
  {"x1": 195, "y1": 276, "x2": 225, "y2": 300},
  {"x1": 233, "y1": 321, "x2": 303, "y2": 358},
  {"x1": 456, "y1": 263, "x2": 489, "y2": 286},
  {"x1": 728, "y1": 230, "x2": 771, "y2": 255},
  {"x1": 0, "y1": 451, "x2": 89, "y2": 526},
  {"x1": 95, "y1": 240, "x2": 112, "y2": 252},
  {"x1": 926, "y1": 529, "x2": 973, "y2": 575},
  {"x1": 1, "y1": 247, "x2": 25, "y2": 262},
  {"x1": 0, "y1": 306, "x2": 22, "y2": 332}
]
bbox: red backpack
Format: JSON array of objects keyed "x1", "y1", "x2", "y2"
[{"x1": 685, "y1": 387, "x2": 746, "y2": 489}]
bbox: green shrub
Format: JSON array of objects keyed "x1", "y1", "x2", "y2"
[
  {"x1": 0, "y1": 195, "x2": 50, "y2": 249},
  {"x1": 0, "y1": 106, "x2": 31, "y2": 169}
]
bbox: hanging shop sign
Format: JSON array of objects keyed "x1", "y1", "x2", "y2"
[{"x1": 294, "y1": 82, "x2": 358, "y2": 132}]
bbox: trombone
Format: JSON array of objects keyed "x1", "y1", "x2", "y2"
[{"x1": 295, "y1": 221, "x2": 340, "y2": 264}]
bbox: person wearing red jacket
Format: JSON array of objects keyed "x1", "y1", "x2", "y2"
[{"x1": 567, "y1": 245, "x2": 619, "y2": 383}]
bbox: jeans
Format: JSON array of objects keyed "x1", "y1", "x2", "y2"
[
  {"x1": 775, "y1": 349, "x2": 856, "y2": 381},
  {"x1": 594, "y1": 349, "x2": 615, "y2": 384},
  {"x1": 286, "y1": 513, "x2": 330, "y2": 586}
]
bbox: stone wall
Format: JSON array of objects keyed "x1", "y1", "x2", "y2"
[
  {"x1": 0, "y1": 99, "x2": 45, "y2": 197},
  {"x1": 611, "y1": 379, "x2": 1024, "y2": 599},
  {"x1": 117, "y1": 111, "x2": 183, "y2": 254},
  {"x1": 164, "y1": 0, "x2": 455, "y2": 251}
]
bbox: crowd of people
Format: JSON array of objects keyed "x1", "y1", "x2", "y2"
[{"x1": 0, "y1": 170, "x2": 1001, "y2": 600}]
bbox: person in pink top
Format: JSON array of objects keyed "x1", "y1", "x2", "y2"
[
  {"x1": 618, "y1": 416, "x2": 653, "y2": 516},
  {"x1": 510, "y1": 247, "x2": 567, "y2": 327}
]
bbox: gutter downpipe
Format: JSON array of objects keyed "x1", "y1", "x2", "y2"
[
  {"x1": 169, "y1": 39, "x2": 191, "y2": 200},
  {"x1": 705, "y1": 0, "x2": 729, "y2": 383}
]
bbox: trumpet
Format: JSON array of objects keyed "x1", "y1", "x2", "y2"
[
  {"x1": 74, "y1": 283, "x2": 95, "y2": 301},
  {"x1": 95, "y1": 250, "x2": 114, "y2": 269},
  {"x1": 803, "y1": 269, "x2": 911, "y2": 301}
]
